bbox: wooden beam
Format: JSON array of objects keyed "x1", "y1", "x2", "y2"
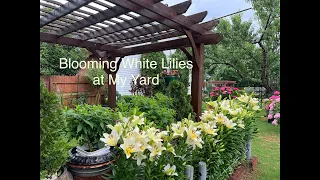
[
  {"x1": 125, "y1": 0, "x2": 209, "y2": 35},
  {"x1": 112, "y1": 33, "x2": 221, "y2": 56},
  {"x1": 98, "y1": 11, "x2": 207, "y2": 44},
  {"x1": 184, "y1": 29, "x2": 200, "y2": 67},
  {"x1": 80, "y1": 1, "x2": 191, "y2": 40},
  {"x1": 180, "y1": 47, "x2": 192, "y2": 61},
  {"x1": 191, "y1": 43, "x2": 204, "y2": 122},
  {"x1": 40, "y1": 0, "x2": 94, "y2": 27},
  {"x1": 107, "y1": 0, "x2": 202, "y2": 34},
  {"x1": 40, "y1": 32, "x2": 123, "y2": 51}
]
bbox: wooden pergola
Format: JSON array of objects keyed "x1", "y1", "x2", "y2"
[{"x1": 40, "y1": 0, "x2": 221, "y2": 121}]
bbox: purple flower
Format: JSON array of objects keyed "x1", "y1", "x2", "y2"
[{"x1": 274, "y1": 113, "x2": 280, "y2": 119}]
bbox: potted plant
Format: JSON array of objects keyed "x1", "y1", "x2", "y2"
[
  {"x1": 64, "y1": 104, "x2": 118, "y2": 179},
  {"x1": 162, "y1": 69, "x2": 179, "y2": 86}
]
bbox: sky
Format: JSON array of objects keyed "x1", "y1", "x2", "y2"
[{"x1": 162, "y1": 0, "x2": 255, "y2": 22}]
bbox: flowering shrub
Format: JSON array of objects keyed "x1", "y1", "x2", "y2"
[
  {"x1": 101, "y1": 93, "x2": 260, "y2": 179},
  {"x1": 264, "y1": 91, "x2": 280, "y2": 125},
  {"x1": 204, "y1": 86, "x2": 245, "y2": 101}
]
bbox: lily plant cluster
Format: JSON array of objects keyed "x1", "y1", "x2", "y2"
[
  {"x1": 264, "y1": 91, "x2": 280, "y2": 125},
  {"x1": 100, "y1": 93, "x2": 261, "y2": 179}
]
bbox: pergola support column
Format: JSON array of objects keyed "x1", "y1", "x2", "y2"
[
  {"x1": 104, "y1": 55, "x2": 117, "y2": 109},
  {"x1": 182, "y1": 29, "x2": 205, "y2": 122},
  {"x1": 191, "y1": 43, "x2": 204, "y2": 122}
]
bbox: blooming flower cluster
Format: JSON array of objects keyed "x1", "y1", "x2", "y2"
[
  {"x1": 100, "y1": 93, "x2": 261, "y2": 177},
  {"x1": 264, "y1": 91, "x2": 280, "y2": 125},
  {"x1": 209, "y1": 86, "x2": 240, "y2": 99}
]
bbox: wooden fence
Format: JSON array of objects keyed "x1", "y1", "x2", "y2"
[{"x1": 40, "y1": 75, "x2": 107, "y2": 107}]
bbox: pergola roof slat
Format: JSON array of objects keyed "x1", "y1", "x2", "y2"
[
  {"x1": 108, "y1": 0, "x2": 209, "y2": 35},
  {"x1": 113, "y1": 33, "x2": 221, "y2": 56},
  {"x1": 40, "y1": 0, "x2": 95, "y2": 28},
  {"x1": 55, "y1": 0, "x2": 163, "y2": 36},
  {"x1": 118, "y1": 19, "x2": 220, "y2": 47},
  {"x1": 97, "y1": 11, "x2": 207, "y2": 44},
  {"x1": 80, "y1": 1, "x2": 191, "y2": 40}
]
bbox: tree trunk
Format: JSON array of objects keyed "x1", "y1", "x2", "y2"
[{"x1": 258, "y1": 42, "x2": 273, "y2": 94}]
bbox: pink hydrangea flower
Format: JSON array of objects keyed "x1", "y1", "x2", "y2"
[
  {"x1": 220, "y1": 87, "x2": 226, "y2": 91},
  {"x1": 214, "y1": 87, "x2": 219, "y2": 91},
  {"x1": 269, "y1": 105, "x2": 274, "y2": 111},
  {"x1": 268, "y1": 114, "x2": 273, "y2": 119},
  {"x1": 265, "y1": 105, "x2": 270, "y2": 110},
  {"x1": 275, "y1": 98, "x2": 280, "y2": 102},
  {"x1": 210, "y1": 92, "x2": 214, "y2": 97},
  {"x1": 222, "y1": 91, "x2": 227, "y2": 94},
  {"x1": 228, "y1": 91, "x2": 232, "y2": 94},
  {"x1": 270, "y1": 95, "x2": 279, "y2": 100},
  {"x1": 274, "y1": 91, "x2": 280, "y2": 95},
  {"x1": 272, "y1": 120, "x2": 278, "y2": 125},
  {"x1": 233, "y1": 96, "x2": 237, "y2": 99},
  {"x1": 233, "y1": 87, "x2": 239, "y2": 91},
  {"x1": 274, "y1": 113, "x2": 280, "y2": 119}
]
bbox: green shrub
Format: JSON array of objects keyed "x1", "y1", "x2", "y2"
[
  {"x1": 166, "y1": 80, "x2": 194, "y2": 121},
  {"x1": 116, "y1": 93, "x2": 175, "y2": 129},
  {"x1": 40, "y1": 79, "x2": 71, "y2": 178},
  {"x1": 64, "y1": 104, "x2": 116, "y2": 151},
  {"x1": 140, "y1": 52, "x2": 167, "y2": 94}
]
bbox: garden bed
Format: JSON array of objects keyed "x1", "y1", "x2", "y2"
[{"x1": 228, "y1": 156, "x2": 258, "y2": 180}]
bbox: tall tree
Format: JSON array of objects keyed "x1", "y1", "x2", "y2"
[
  {"x1": 205, "y1": 0, "x2": 280, "y2": 93},
  {"x1": 40, "y1": 42, "x2": 88, "y2": 76}
]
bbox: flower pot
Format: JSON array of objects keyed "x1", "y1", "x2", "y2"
[
  {"x1": 67, "y1": 146, "x2": 118, "y2": 180},
  {"x1": 164, "y1": 75, "x2": 178, "y2": 86}
]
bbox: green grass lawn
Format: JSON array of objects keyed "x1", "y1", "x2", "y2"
[{"x1": 242, "y1": 110, "x2": 280, "y2": 180}]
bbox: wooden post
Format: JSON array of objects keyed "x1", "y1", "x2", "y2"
[
  {"x1": 191, "y1": 43, "x2": 204, "y2": 122},
  {"x1": 105, "y1": 55, "x2": 117, "y2": 109}
]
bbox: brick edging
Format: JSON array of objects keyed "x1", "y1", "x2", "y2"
[{"x1": 228, "y1": 156, "x2": 258, "y2": 180}]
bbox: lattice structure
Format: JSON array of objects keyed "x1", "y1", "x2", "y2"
[{"x1": 40, "y1": 0, "x2": 222, "y2": 121}]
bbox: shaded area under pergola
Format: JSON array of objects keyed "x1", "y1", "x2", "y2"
[{"x1": 40, "y1": 0, "x2": 222, "y2": 121}]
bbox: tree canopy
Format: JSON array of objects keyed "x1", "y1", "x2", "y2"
[{"x1": 204, "y1": 0, "x2": 280, "y2": 92}]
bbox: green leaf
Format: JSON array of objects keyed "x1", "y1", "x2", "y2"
[{"x1": 77, "y1": 124, "x2": 83, "y2": 133}]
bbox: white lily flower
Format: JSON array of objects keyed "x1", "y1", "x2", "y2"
[
  {"x1": 185, "y1": 126, "x2": 204, "y2": 150},
  {"x1": 100, "y1": 130, "x2": 120, "y2": 146},
  {"x1": 163, "y1": 164, "x2": 178, "y2": 176},
  {"x1": 214, "y1": 113, "x2": 228, "y2": 124},
  {"x1": 132, "y1": 152, "x2": 147, "y2": 166},
  {"x1": 237, "y1": 95, "x2": 249, "y2": 103},
  {"x1": 146, "y1": 127, "x2": 163, "y2": 143},
  {"x1": 171, "y1": 122, "x2": 185, "y2": 138},
  {"x1": 148, "y1": 141, "x2": 166, "y2": 158},
  {"x1": 249, "y1": 98, "x2": 259, "y2": 106},
  {"x1": 200, "y1": 110, "x2": 214, "y2": 122},
  {"x1": 224, "y1": 119, "x2": 237, "y2": 129},
  {"x1": 120, "y1": 137, "x2": 140, "y2": 158},
  {"x1": 200, "y1": 122, "x2": 218, "y2": 136}
]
